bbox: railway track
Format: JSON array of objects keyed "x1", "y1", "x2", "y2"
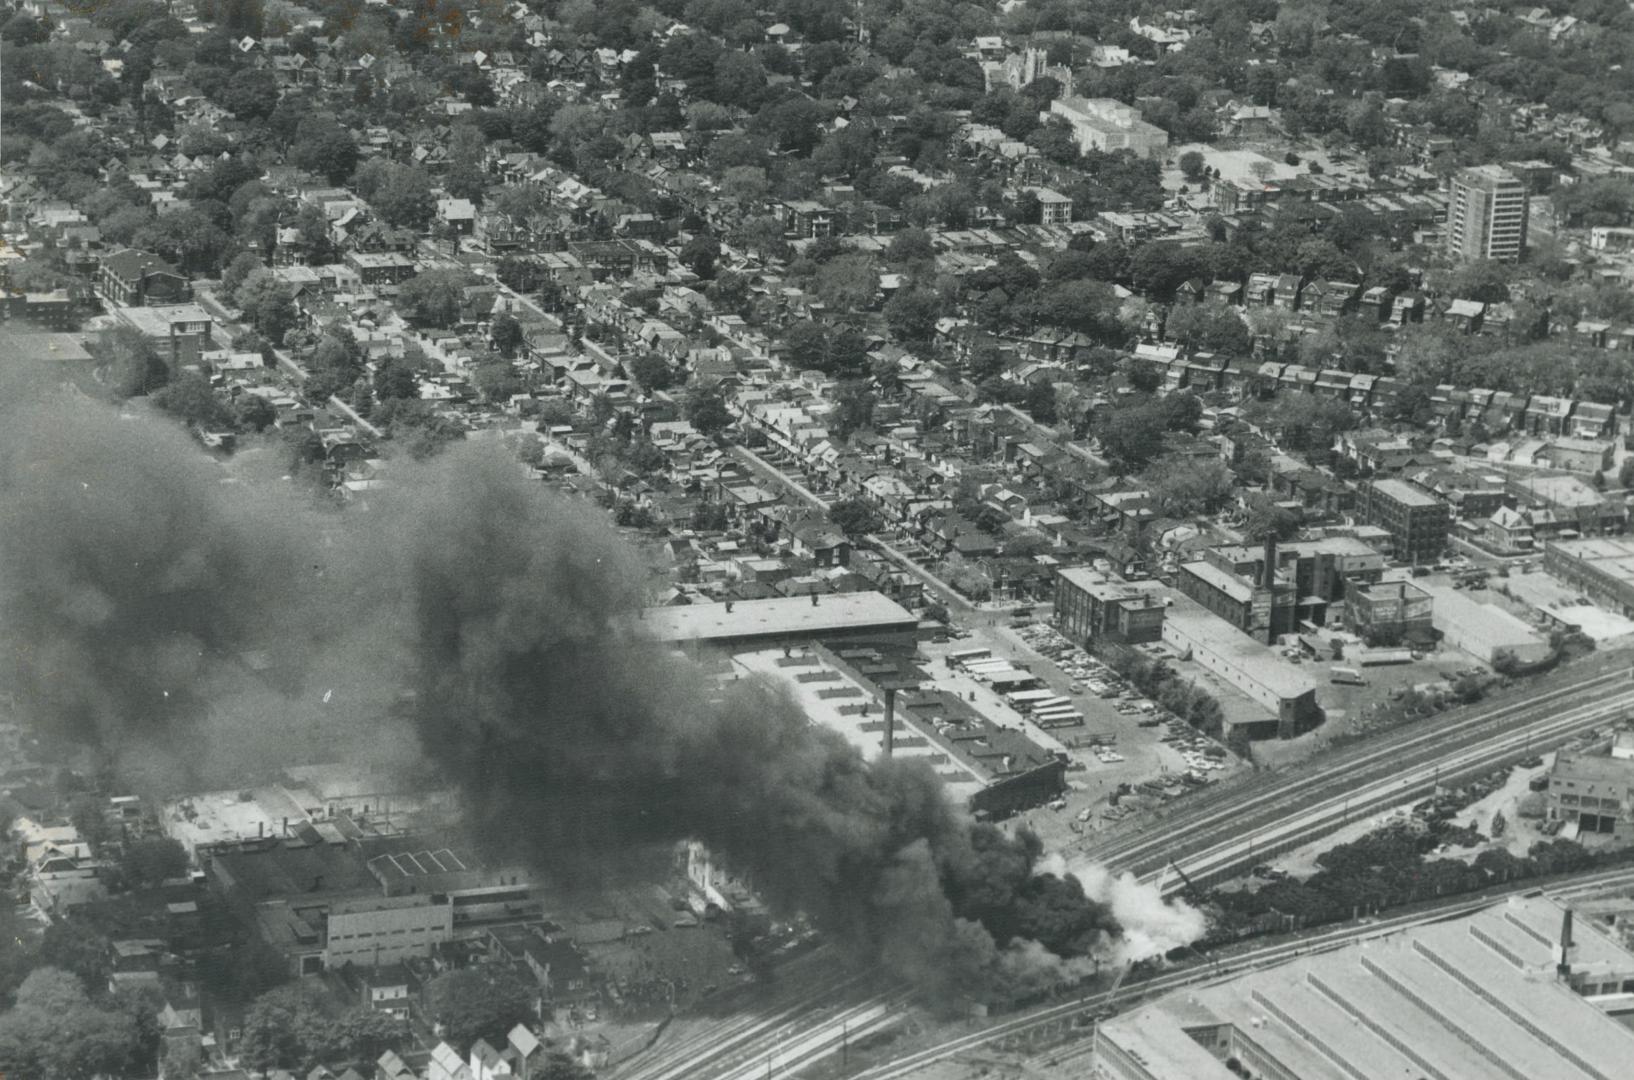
[
  {"x1": 608, "y1": 957, "x2": 887, "y2": 1080},
  {"x1": 847, "y1": 864, "x2": 1634, "y2": 1080},
  {"x1": 1080, "y1": 666, "x2": 1634, "y2": 881},
  {"x1": 1145, "y1": 689, "x2": 1634, "y2": 893}
]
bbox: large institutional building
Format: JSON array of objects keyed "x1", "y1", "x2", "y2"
[
  {"x1": 1445, "y1": 164, "x2": 1529, "y2": 263},
  {"x1": 1094, "y1": 896, "x2": 1634, "y2": 1079},
  {"x1": 1047, "y1": 97, "x2": 1169, "y2": 159}
]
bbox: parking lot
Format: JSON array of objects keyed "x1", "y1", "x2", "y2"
[{"x1": 919, "y1": 621, "x2": 1244, "y2": 850}]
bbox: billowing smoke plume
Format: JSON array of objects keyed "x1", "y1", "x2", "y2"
[
  {"x1": 0, "y1": 391, "x2": 411, "y2": 785},
  {"x1": 391, "y1": 451, "x2": 1127, "y2": 998},
  {"x1": 1045, "y1": 857, "x2": 1209, "y2": 964},
  {"x1": 0, "y1": 381, "x2": 1204, "y2": 999}
]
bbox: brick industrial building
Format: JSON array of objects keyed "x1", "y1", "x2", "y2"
[
  {"x1": 1176, "y1": 535, "x2": 1386, "y2": 644},
  {"x1": 1053, "y1": 567, "x2": 1166, "y2": 646},
  {"x1": 1543, "y1": 536, "x2": 1634, "y2": 617},
  {"x1": 1358, "y1": 478, "x2": 1452, "y2": 564}
]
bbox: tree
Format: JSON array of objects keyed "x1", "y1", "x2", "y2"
[
  {"x1": 101, "y1": 325, "x2": 170, "y2": 398},
  {"x1": 1, "y1": 13, "x2": 50, "y2": 44},
  {"x1": 1446, "y1": 259, "x2": 1512, "y2": 304},
  {"x1": 490, "y1": 312, "x2": 524, "y2": 357},
  {"x1": 815, "y1": 254, "x2": 879, "y2": 312},
  {"x1": 785, "y1": 320, "x2": 867, "y2": 376},
  {"x1": 368, "y1": 163, "x2": 435, "y2": 229},
  {"x1": 1243, "y1": 494, "x2": 1300, "y2": 541},
  {"x1": 221, "y1": 251, "x2": 265, "y2": 297},
  {"x1": 36, "y1": 922, "x2": 112, "y2": 991},
  {"x1": 370, "y1": 358, "x2": 419, "y2": 403},
  {"x1": 627, "y1": 352, "x2": 676, "y2": 394},
  {"x1": 1128, "y1": 243, "x2": 1206, "y2": 301},
  {"x1": 1140, "y1": 458, "x2": 1234, "y2": 517},
  {"x1": 422, "y1": 968, "x2": 533, "y2": 1054},
  {"x1": 829, "y1": 379, "x2": 875, "y2": 438},
  {"x1": 1025, "y1": 381, "x2": 1058, "y2": 424},
  {"x1": 1096, "y1": 402, "x2": 1167, "y2": 473},
  {"x1": 398, "y1": 270, "x2": 471, "y2": 328},
  {"x1": 0, "y1": 968, "x2": 139, "y2": 1080},
  {"x1": 1243, "y1": 393, "x2": 1356, "y2": 457},
  {"x1": 153, "y1": 371, "x2": 233, "y2": 431},
  {"x1": 883, "y1": 288, "x2": 942, "y2": 344},
  {"x1": 290, "y1": 115, "x2": 359, "y2": 184},
  {"x1": 133, "y1": 209, "x2": 230, "y2": 274},
  {"x1": 234, "y1": 269, "x2": 297, "y2": 341},
  {"x1": 679, "y1": 235, "x2": 721, "y2": 279},
  {"x1": 1164, "y1": 302, "x2": 1252, "y2": 356},
  {"x1": 118, "y1": 836, "x2": 188, "y2": 890},
  {"x1": 686, "y1": 383, "x2": 732, "y2": 436},
  {"x1": 219, "y1": 67, "x2": 278, "y2": 120},
  {"x1": 1178, "y1": 150, "x2": 1207, "y2": 180},
  {"x1": 1023, "y1": 281, "x2": 1125, "y2": 341},
  {"x1": 886, "y1": 228, "x2": 935, "y2": 265},
  {"x1": 828, "y1": 497, "x2": 883, "y2": 538},
  {"x1": 471, "y1": 359, "x2": 523, "y2": 404},
  {"x1": 234, "y1": 393, "x2": 277, "y2": 432}
]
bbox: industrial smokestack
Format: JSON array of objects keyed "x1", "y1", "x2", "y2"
[
  {"x1": 883, "y1": 687, "x2": 897, "y2": 757},
  {"x1": 1558, "y1": 908, "x2": 1575, "y2": 979},
  {"x1": 1261, "y1": 532, "x2": 1278, "y2": 588}
]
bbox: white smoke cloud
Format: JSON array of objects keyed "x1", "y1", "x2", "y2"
[{"x1": 1043, "y1": 855, "x2": 1209, "y2": 963}]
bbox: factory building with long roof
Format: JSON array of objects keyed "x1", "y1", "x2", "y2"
[
  {"x1": 1094, "y1": 895, "x2": 1634, "y2": 1080},
  {"x1": 642, "y1": 592, "x2": 921, "y2": 650}
]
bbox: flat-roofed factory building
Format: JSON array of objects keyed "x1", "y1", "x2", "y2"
[
  {"x1": 643, "y1": 593, "x2": 920, "y2": 651},
  {"x1": 1094, "y1": 895, "x2": 1634, "y2": 1079}
]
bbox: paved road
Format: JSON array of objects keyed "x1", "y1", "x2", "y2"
[
  {"x1": 729, "y1": 444, "x2": 830, "y2": 510},
  {"x1": 195, "y1": 288, "x2": 309, "y2": 384},
  {"x1": 728, "y1": 442, "x2": 1001, "y2": 621},
  {"x1": 198, "y1": 288, "x2": 384, "y2": 437}
]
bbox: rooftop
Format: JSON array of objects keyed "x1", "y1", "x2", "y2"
[
  {"x1": 1057, "y1": 566, "x2": 1165, "y2": 605},
  {"x1": 1369, "y1": 477, "x2": 1443, "y2": 508},
  {"x1": 211, "y1": 840, "x2": 379, "y2": 901},
  {"x1": 642, "y1": 593, "x2": 918, "y2": 644},
  {"x1": 1551, "y1": 751, "x2": 1634, "y2": 787},
  {"x1": 1180, "y1": 559, "x2": 1256, "y2": 604},
  {"x1": 1548, "y1": 536, "x2": 1634, "y2": 582},
  {"x1": 1100, "y1": 896, "x2": 1634, "y2": 1079},
  {"x1": 1163, "y1": 603, "x2": 1317, "y2": 700}
]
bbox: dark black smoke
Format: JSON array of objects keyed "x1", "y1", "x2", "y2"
[
  {"x1": 0, "y1": 391, "x2": 409, "y2": 786},
  {"x1": 0, "y1": 384, "x2": 1119, "y2": 999},
  {"x1": 394, "y1": 450, "x2": 1120, "y2": 999}
]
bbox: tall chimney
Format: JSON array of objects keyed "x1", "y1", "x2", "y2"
[
  {"x1": 882, "y1": 688, "x2": 897, "y2": 757},
  {"x1": 1558, "y1": 908, "x2": 1575, "y2": 979},
  {"x1": 1261, "y1": 531, "x2": 1278, "y2": 588}
]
